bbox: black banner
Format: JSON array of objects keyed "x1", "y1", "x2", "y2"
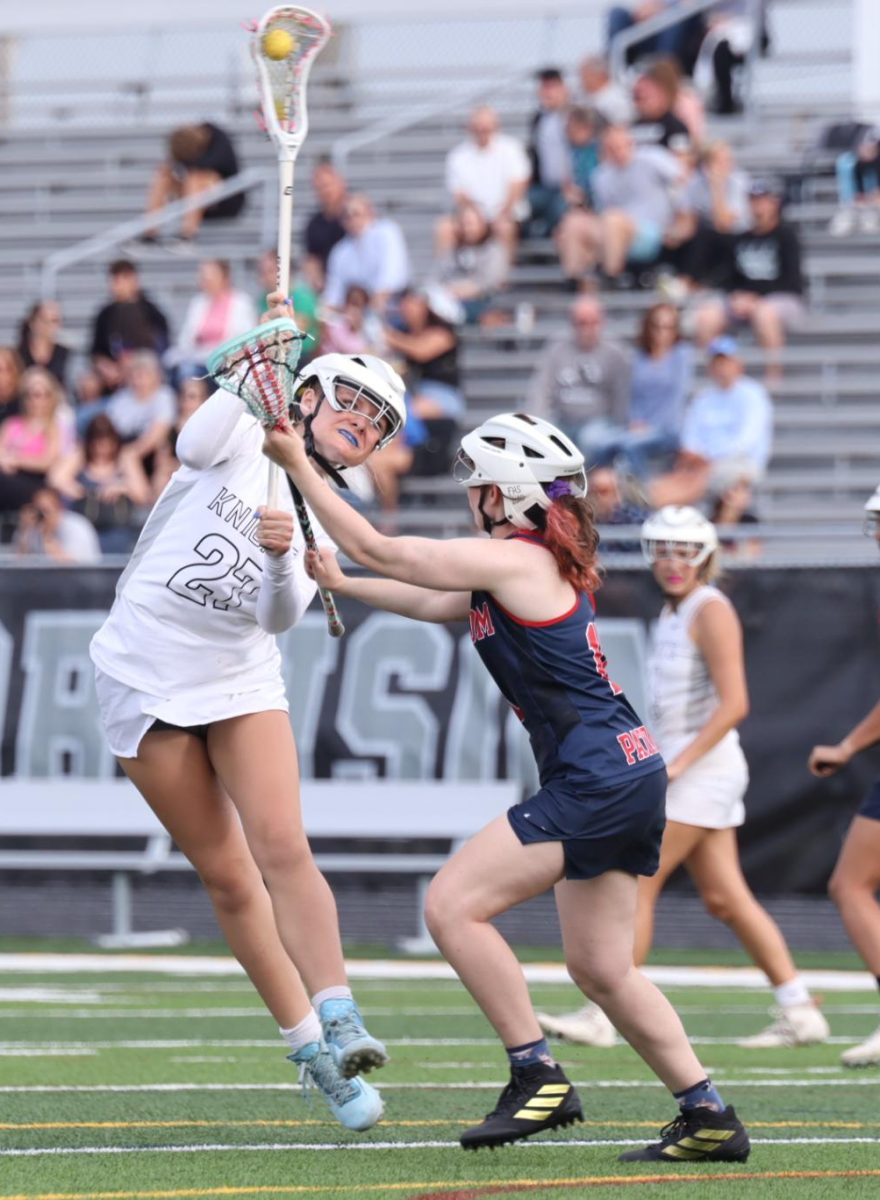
[{"x1": 1, "y1": 565, "x2": 879, "y2": 892}]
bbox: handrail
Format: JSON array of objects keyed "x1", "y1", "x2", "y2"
[
  {"x1": 331, "y1": 67, "x2": 532, "y2": 172},
  {"x1": 609, "y1": 0, "x2": 761, "y2": 82},
  {"x1": 40, "y1": 166, "x2": 274, "y2": 297}
]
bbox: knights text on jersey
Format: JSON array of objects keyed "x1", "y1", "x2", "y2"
[{"x1": 469, "y1": 587, "x2": 663, "y2": 787}]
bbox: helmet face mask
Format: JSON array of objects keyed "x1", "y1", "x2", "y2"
[
  {"x1": 324, "y1": 377, "x2": 399, "y2": 444},
  {"x1": 642, "y1": 538, "x2": 712, "y2": 566},
  {"x1": 640, "y1": 506, "x2": 718, "y2": 569},
  {"x1": 295, "y1": 353, "x2": 406, "y2": 453}
]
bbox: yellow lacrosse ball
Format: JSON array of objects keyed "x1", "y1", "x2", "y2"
[{"x1": 262, "y1": 28, "x2": 294, "y2": 60}]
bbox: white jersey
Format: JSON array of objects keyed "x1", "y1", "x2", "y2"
[
  {"x1": 648, "y1": 585, "x2": 743, "y2": 763},
  {"x1": 90, "y1": 389, "x2": 331, "y2": 700}
]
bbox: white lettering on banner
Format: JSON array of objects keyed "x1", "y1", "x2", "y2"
[
  {"x1": 335, "y1": 614, "x2": 452, "y2": 779},
  {"x1": 277, "y1": 613, "x2": 341, "y2": 779},
  {"x1": 15, "y1": 612, "x2": 115, "y2": 778}
]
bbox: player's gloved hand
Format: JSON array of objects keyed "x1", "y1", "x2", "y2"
[
  {"x1": 305, "y1": 546, "x2": 346, "y2": 591},
  {"x1": 256, "y1": 507, "x2": 294, "y2": 557}
]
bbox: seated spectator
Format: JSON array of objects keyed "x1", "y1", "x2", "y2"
[
  {"x1": 0, "y1": 367, "x2": 67, "y2": 514},
  {"x1": 693, "y1": 178, "x2": 805, "y2": 382},
  {"x1": 14, "y1": 485, "x2": 101, "y2": 564},
  {"x1": 632, "y1": 61, "x2": 699, "y2": 149},
  {"x1": 0, "y1": 346, "x2": 23, "y2": 422},
  {"x1": 382, "y1": 287, "x2": 465, "y2": 423},
  {"x1": 173, "y1": 259, "x2": 258, "y2": 377},
  {"x1": 89, "y1": 260, "x2": 170, "y2": 395},
  {"x1": 576, "y1": 55, "x2": 633, "y2": 126},
  {"x1": 556, "y1": 125, "x2": 680, "y2": 285},
  {"x1": 303, "y1": 159, "x2": 349, "y2": 289},
  {"x1": 528, "y1": 293, "x2": 630, "y2": 461},
  {"x1": 829, "y1": 126, "x2": 880, "y2": 236},
  {"x1": 105, "y1": 351, "x2": 176, "y2": 480},
  {"x1": 440, "y1": 106, "x2": 530, "y2": 262},
  {"x1": 151, "y1": 376, "x2": 211, "y2": 495},
  {"x1": 663, "y1": 139, "x2": 751, "y2": 291},
  {"x1": 649, "y1": 337, "x2": 772, "y2": 508},
  {"x1": 256, "y1": 248, "x2": 320, "y2": 358},
  {"x1": 430, "y1": 201, "x2": 509, "y2": 325},
  {"x1": 708, "y1": 461, "x2": 762, "y2": 559},
  {"x1": 319, "y1": 285, "x2": 384, "y2": 356},
  {"x1": 140, "y1": 121, "x2": 244, "y2": 248},
  {"x1": 17, "y1": 300, "x2": 69, "y2": 386},
  {"x1": 620, "y1": 302, "x2": 692, "y2": 477},
  {"x1": 526, "y1": 68, "x2": 572, "y2": 238},
  {"x1": 323, "y1": 194, "x2": 411, "y2": 315},
  {"x1": 693, "y1": 0, "x2": 767, "y2": 115},
  {"x1": 606, "y1": 1, "x2": 705, "y2": 72},
  {"x1": 588, "y1": 464, "x2": 650, "y2": 552},
  {"x1": 50, "y1": 413, "x2": 151, "y2": 555},
  {"x1": 564, "y1": 106, "x2": 602, "y2": 212}
]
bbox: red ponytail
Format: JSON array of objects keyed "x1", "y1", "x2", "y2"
[{"x1": 542, "y1": 495, "x2": 602, "y2": 594}]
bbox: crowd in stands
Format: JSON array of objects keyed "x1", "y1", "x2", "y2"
[{"x1": 0, "y1": 1, "x2": 802, "y2": 562}]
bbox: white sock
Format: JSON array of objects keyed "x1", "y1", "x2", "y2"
[
  {"x1": 774, "y1": 978, "x2": 812, "y2": 1009},
  {"x1": 279, "y1": 1009, "x2": 322, "y2": 1054},
  {"x1": 312, "y1": 986, "x2": 353, "y2": 1011}
]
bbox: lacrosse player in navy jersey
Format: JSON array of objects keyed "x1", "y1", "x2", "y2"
[
  {"x1": 807, "y1": 484, "x2": 880, "y2": 1067},
  {"x1": 265, "y1": 409, "x2": 752, "y2": 1163},
  {"x1": 89, "y1": 307, "x2": 407, "y2": 1131}
]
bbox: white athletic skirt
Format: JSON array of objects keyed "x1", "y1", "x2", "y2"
[
  {"x1": 94, "y1": 667, "x2": 289, "y2": 760},
  {"x1": 663, "y1": 736, "x2": 749, "y2": 830}
]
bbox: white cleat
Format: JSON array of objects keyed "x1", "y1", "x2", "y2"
[
  {"x1": 536, "y1": 1002, "x2": 617, "y2": 1048},
  {"x1": 737, "y1": 1003, "x2": 830, "y2": 1049},
  {"x1": 841, "y1": 1023, "x2": 880, "y2": 1068}
]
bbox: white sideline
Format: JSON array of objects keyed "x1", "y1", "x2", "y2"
[{"x1": 0, "y1": 954, "x2": 875, "y2": 991}]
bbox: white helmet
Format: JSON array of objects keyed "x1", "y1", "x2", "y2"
[
  {"x1": 295, "y1": 352, "x2": 406, "y2": 450},
  {"x1": 641, "y1": 505, "x2": 719, "y2": 566},
  {"x1": 864, "y1": 485, "x2": 880, "y2": 538},
  {"x1": 452, "y1": 412, "x2": 587, "y2": 530}
]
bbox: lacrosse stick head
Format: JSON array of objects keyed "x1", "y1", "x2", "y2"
[
  {"x1": 253, "y1": 6, "x2": 331, "y2": 154},
  {"x1": 206, "y1": 317, "x2": 306, "y2": 430}
]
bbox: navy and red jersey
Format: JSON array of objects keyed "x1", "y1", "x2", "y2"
[{"x1": 469, "y1": 544, "x2": 662, "y2": 788}]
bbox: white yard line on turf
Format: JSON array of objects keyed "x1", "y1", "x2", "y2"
[
  {"x1": 0, "y1": 955, "x2": 875, "y2": 991},
  {"x1": 2, "y1": 1136, "x2": 879, "y2": 1158}
]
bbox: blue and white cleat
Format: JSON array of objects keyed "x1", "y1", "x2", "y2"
[
  {"x1": 319, "y1": 998, "x2": 389, "y2": 1078},
  {"x1": 288, "y1": 1040, "x2": 383, "y2": 1131}
]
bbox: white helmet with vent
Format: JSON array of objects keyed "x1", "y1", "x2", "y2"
[
  {"x1": 452, "y1": 412, "x2": 587, "y2": 530},
  {"x1": 296, "y1": 352, "x2": 406, "y2": 450},
  {"x1": 641, "y1": 506, "x2": 719, "y2": 566},
  {"x1": 864, "y1": 484, "x2": 880, "y2": 538}
]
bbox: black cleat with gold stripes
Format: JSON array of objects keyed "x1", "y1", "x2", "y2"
[
  {"x1": 460, "y1": 1061, "x2": 583, "y2": 1150},
  {"x1": 619, "y1": 1105, "x2": 751, "y2": 1163}
]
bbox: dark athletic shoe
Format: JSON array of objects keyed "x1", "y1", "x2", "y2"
[
  {"x1": 619, "y1": 1105, "x2": 750, "y2": 1163},
  {"x1": 460, "y1": 1061, "x2": 583, "y2": 1150}
]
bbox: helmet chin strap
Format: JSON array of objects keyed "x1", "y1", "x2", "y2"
[
  {"x1": 293, "y1": 387, "x2": 350, "y2": 491},
  {"x1": 477, "y1": 486, "x2": 510, "y2": 535}
]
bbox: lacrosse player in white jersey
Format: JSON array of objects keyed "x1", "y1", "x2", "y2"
[{"x1": 89, "y1": 300, "x2": 407, "y2": 1131}]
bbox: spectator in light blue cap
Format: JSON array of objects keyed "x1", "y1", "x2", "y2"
[{"x1": 647, "y1": 336, "x2": 773, "y2": 509}]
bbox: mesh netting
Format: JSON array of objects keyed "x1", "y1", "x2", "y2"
[
  {"x1": 254, "y1": 7, "x2": 331, "y2": 138},
  {"x1": 206, "y1": 318, "x2": 305, "y2": 429}
]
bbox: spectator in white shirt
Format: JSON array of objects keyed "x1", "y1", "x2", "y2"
[
  {"x1": 576, "y1": 55, "x2": 634, "y2": 126},
  {"x1": 323, "y1": 194, "x2": 411, "y2": 315},
  {"x1": 172, "y1": 259, "x2": 258, "y2": 376},
  {"x1": 105, "y1": 350, "x2": 176, "y2": 481},
  {"x1": 438, "y1": 106, "x2": 530, "y2": 262},
  {"x1": 556, "y1": 124, "x2": 681, "y2": 284}
]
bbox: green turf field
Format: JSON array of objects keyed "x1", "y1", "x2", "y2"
[{"x1": 1, "y1": 956, "x2": 879, "y2": 1200}]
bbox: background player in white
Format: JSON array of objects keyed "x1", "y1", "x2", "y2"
[
  {"x1": 538, "y1": 506, "x2": 828, "y2": 1050},
  {"x1": 807, "y1": 484, "x2": 880, "y2": 1067},
  {"x1": 89, "y1": 309, "x2": 407, "y2": 1131}
]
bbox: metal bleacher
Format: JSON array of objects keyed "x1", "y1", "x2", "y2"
[{"x1": 0, "y1": 2, "x2": 875, "y2": 557}]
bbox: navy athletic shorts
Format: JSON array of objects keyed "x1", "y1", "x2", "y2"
[
  {"x1": 857, "y1": 779, "x2": 880, "y2": 822},
  {"x1": 506, "y1": 767, "x2": 667, "y2": 880},
  {"x1": 149, "y1": 717, "x2": 210, "y2": 742}
]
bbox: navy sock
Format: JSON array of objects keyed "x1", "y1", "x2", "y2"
[
  {"x1": 674, "y1": 1078, "x2": 725, "y2": 1113},
  {"x1": 875, "y1": 975, "x2": 880, "y2": 993},
  {"x1": 506, "y1": 1037, "x2": 554, "y2": 1071}
]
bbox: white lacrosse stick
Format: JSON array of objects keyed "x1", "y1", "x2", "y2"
[{"x1": 252, "y1": 5, "x2": 331, "y2": 508}]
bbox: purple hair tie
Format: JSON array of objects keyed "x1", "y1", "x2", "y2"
[{"x1": 547, "y1": 480, "x2": 572, "y2": 500}]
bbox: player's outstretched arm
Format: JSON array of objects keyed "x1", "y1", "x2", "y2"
[
  {"x1": 264, "y1": 426, "x2": 521, "y2": 594},
  {"x1": 307, "y1": 548, "x2": 469, "y2": 624},
  {"x1": 809, "y1": 698, "x2": 880, "y2": 777}
]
